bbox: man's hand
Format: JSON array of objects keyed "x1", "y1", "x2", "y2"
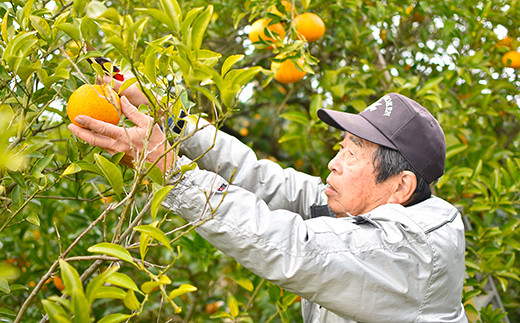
[{"x1": 68, "y1": 96, "x2": 173, "y2": 173}]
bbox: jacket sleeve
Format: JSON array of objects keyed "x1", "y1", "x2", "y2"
[
  {"x1": 162, "y1": 166, "x2": 465, "y2": 322},
  {"x1": 176, "y1": 119, "x2": 326, "y2": 219}
]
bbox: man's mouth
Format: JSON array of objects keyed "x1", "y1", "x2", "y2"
[{"x1": 325, "y1": 182, "x2": 337, "y2": 195}]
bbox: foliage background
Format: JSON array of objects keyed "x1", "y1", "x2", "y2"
[{"x1": 1, "y1": 0, "x2": 520, "y2": 322}]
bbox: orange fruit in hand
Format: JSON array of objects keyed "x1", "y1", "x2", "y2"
[
  {"x1": 502, "y1": 51, "x2": 520, "y2": 68},
  {"x1": 67, "y1": 84, "x2": 121, "y2": 127},
  {"x1": 292, "y1": 12, "x2": 325, "y2": 42},
  {"x1": 249, "y1": 18, "x2": 285, "y2": 49},
  {"x1": 271, "y1": 57, "x2": 306, "y2": 84}
]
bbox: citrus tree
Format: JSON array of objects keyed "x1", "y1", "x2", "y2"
[{"x1": 1, "y1": 0, "x2": 520, "y2": 322}]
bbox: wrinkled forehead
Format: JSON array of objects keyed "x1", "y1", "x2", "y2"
[{"x1": 342, "y1": 131, "x2": 379, "y2": 149}]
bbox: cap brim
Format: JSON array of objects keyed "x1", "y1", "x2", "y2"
[{"x1": 317, "y1": 109, "x2": 397, "y2": 149}]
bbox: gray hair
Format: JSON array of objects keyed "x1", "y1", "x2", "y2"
[{"x1": 372, "y1": 145, "x2": 431, "y2": 206}]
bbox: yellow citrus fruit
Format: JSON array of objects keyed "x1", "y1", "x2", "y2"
[
  {"x1": 67, "y1": 84, "x2": 121, "y2": 127},
  {"x1": 502, "y1": 51, "x2": 520, "y2": 68},
  {"x1": 267, "y1": 0, "x2": 294, "y2": 17},
  {"x1": 271, "y1": 57, "x2": 306, "y2": 84},
  {"x1": 0, "y1": 262, "x2": 21, "y2": 283},
  {"x1": 239, "y1": 127, "x2": 249, "y2": 136},
  {"x1": 249, "y1": 18, "x2": 286, "y2": 49},
  {"x1": 292, "y1": 12, "x2": 325, "y2": 42},
  {"x1": 497, "y1": 36, "x2": 513, "y2": 48},
  {"x1": 65, "y1": 41, "x2": 81, "y2": 57}
]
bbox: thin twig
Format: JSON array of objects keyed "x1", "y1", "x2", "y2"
[{"x1": 14, "y1": 204, "x2": 115, "y2": 323}]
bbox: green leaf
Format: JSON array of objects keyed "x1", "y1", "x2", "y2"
[
  {"x1": 21, "y1": 0, "x2": 35, "y2": 30},
  {"x1": 309, "y1": 94, "x2": 323, "y2": 122},
  {"x1": 123, "y1": 289, "x2": 140, "y2": 311},
  {"x1": 221, "y1": 54, "x2": 244, "y2": 76},
  {"x1": 118, "y1": 77, "x2": 137, "y2": 95},
  {"x1": 75, "y1": 160, "x2": 103, "y2": 175},
  {"x1": 94, "y1": 153, "x2": 124, "y2": 199},
  {"x1": 190, "y1": 5, "x2": 213, "y2": 50},
  {"x1": 106, "y1": 272, "x2": 140, "y2": 292},
  {"x1": 134, "y1": 224, "x2": 172, "y2": 252},
  {"x1": 416, "y1": 77, "x2": 443, "y2": 97},
  {"x1": 3, "y1": 32, "x2": 38, "y2": 71},
  {"x1": 59, "y1": 260, "x2": 82, "y2": 295},
  {"x1": 34, "y1": 154, "x2": 55, "y2": 174},
  {"x1": 8, "y1": 170, "x2": 27, "y2": 190},
  {"x1": 135, "y1": 8, "x2": 173, "y2": 32},
  {"x1": 55, "y1": 23, "x2": 80, "y2": 42},
  {"x1": 159, "y1": 0, "x2": 183, "y2": 33},
  {"x1": 446, "y1": 144, "x2": 467, "y2": 159},
  {"x1": 26, "y1": 213, "x2": 40, "y2": 227},
  {"x1": 235, "y1": 278, "x2": 254, "y2": 292},
  {"x1": 181, "y1": 7, "x2": 204, "y2": 46},
  {"x1": 98, "y1": 313, "x2": 134, "y2": 323},
  {"x1": 300, "y1": 0, "x2": 311, "y2": 9},
  {"x1": 141, "y1": 278, "x2": 172, "y2": 294},
  {"x1": 0, "y1": 278, "x2": 9, "y2": 294},
  {"x1": 30, "y1": 15, "x2": 52, "y2": 42},
  {"x1": 150, "y1": 185, "x2": 174, "y2": 221},
  {"x1": 1, "y1": 11, "x2": 9, "y2": 43},
  {"x1": 86, "y1": 266, "x2": 119, "y2": 305},
  {"x1": 279, "y1": 133, "x2": 304, "y2": 144},
  {"x1": 110, "y1": 152, "x2": 125, "y2": 165},
  {"x1": 481, "y1": 246, "x2": 503, "y2": 256},
  {"x1": 0, "y1": 307, "x2": 15, "y2": 316},
  {"x1": 87, "y1": 243, "x2": 136, "y2": 265},
  {"x1": 47, "y1": 296, "x2": 71, "y2": 312},
  {"x1": 73, "y1": 0, "x2": 87, "y2": 16},
  {"x1": 145, "y1": 162, "x2": 164, "y2": 185},
  {"x1": 169, "y1": 283, "x2": 198, "y2": 299},
  {"x1": 141, "y1": 281, "x2": 159, "y2": 294},
  {"x1": 41, "y1": 299, "x2": 71, "y2": 323},
  {"x1": 227, "y1": 292, "x2": 239, "y2": 318},
  {"x1": 210, "y1": 311, "x2": 233, "y2": 319},
  {"x1": 280, "y1": 111, "x2": 310, "y2": 126},
  {"x1": 92, "y1": 286, "x2": 127, "y2": 300},
  {"x1": 144, "y1": 51, "x2": 157, "y2": 84},
  {"x1": 58, "y1": 260, "x2": 90, "y2": 323}
]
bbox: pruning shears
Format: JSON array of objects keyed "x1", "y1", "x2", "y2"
[
  {"x1": 87, "y1": 56, "x2": 125, "y2": 81},
  {"x1": 85, "y1": 43, "x2": 124, "y2": 81}
]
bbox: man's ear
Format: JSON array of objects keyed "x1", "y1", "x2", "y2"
[{"x1": 390, "y1": 170, "x2": 417, "y2": 205}]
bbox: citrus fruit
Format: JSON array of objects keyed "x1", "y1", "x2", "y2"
[
  {"x1": 497, "y1": 36, "x2": 513, "y2": 49},
  {"x1": 271, "y1": 57, "x2": 306, "y2": 84},
  {"x1": 292, "y1": 12, "x2": 325, "y2": 42},
  {"x1": 248, "y1": 18, "x2": 285, "y2": 49},
  {"x1": 67, "y1": 84, "x2": 121, "y2": 127},
  {"x1": 0, "y1": 262, "x2": 21, "y2": 283},
  {"x1": 502, "y1": 51, "x2": 520, "y2": 68},
  {"x1": 53, "y1": 276, "x2": 65, "y2": 291},
  {"x1": 267, "y1": 0, "x2": 294, "y2": 17},
  {"x1": 65, "y1": 41, "x2": 81, "y2": 57}
]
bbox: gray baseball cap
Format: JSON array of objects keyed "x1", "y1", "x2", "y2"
[{"x1": 317, "y1": 93, "x2": 446, "y2": 183}]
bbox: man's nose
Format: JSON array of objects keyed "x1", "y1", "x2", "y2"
[{"x1": 328, "y1": 153, "x2": 341, "y2": 173}]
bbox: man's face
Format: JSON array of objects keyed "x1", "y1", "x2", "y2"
[{"x1": 325, "y1": 132, "x2": 397, "y2": 217}]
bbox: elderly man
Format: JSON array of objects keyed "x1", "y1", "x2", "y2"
[{"x1": 69, "y1": 87, "x2": 467, "y2": 322}]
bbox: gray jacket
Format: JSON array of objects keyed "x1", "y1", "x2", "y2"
[{"x1": 162, "y1": 120, "x2": 467, "y2": 323}]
